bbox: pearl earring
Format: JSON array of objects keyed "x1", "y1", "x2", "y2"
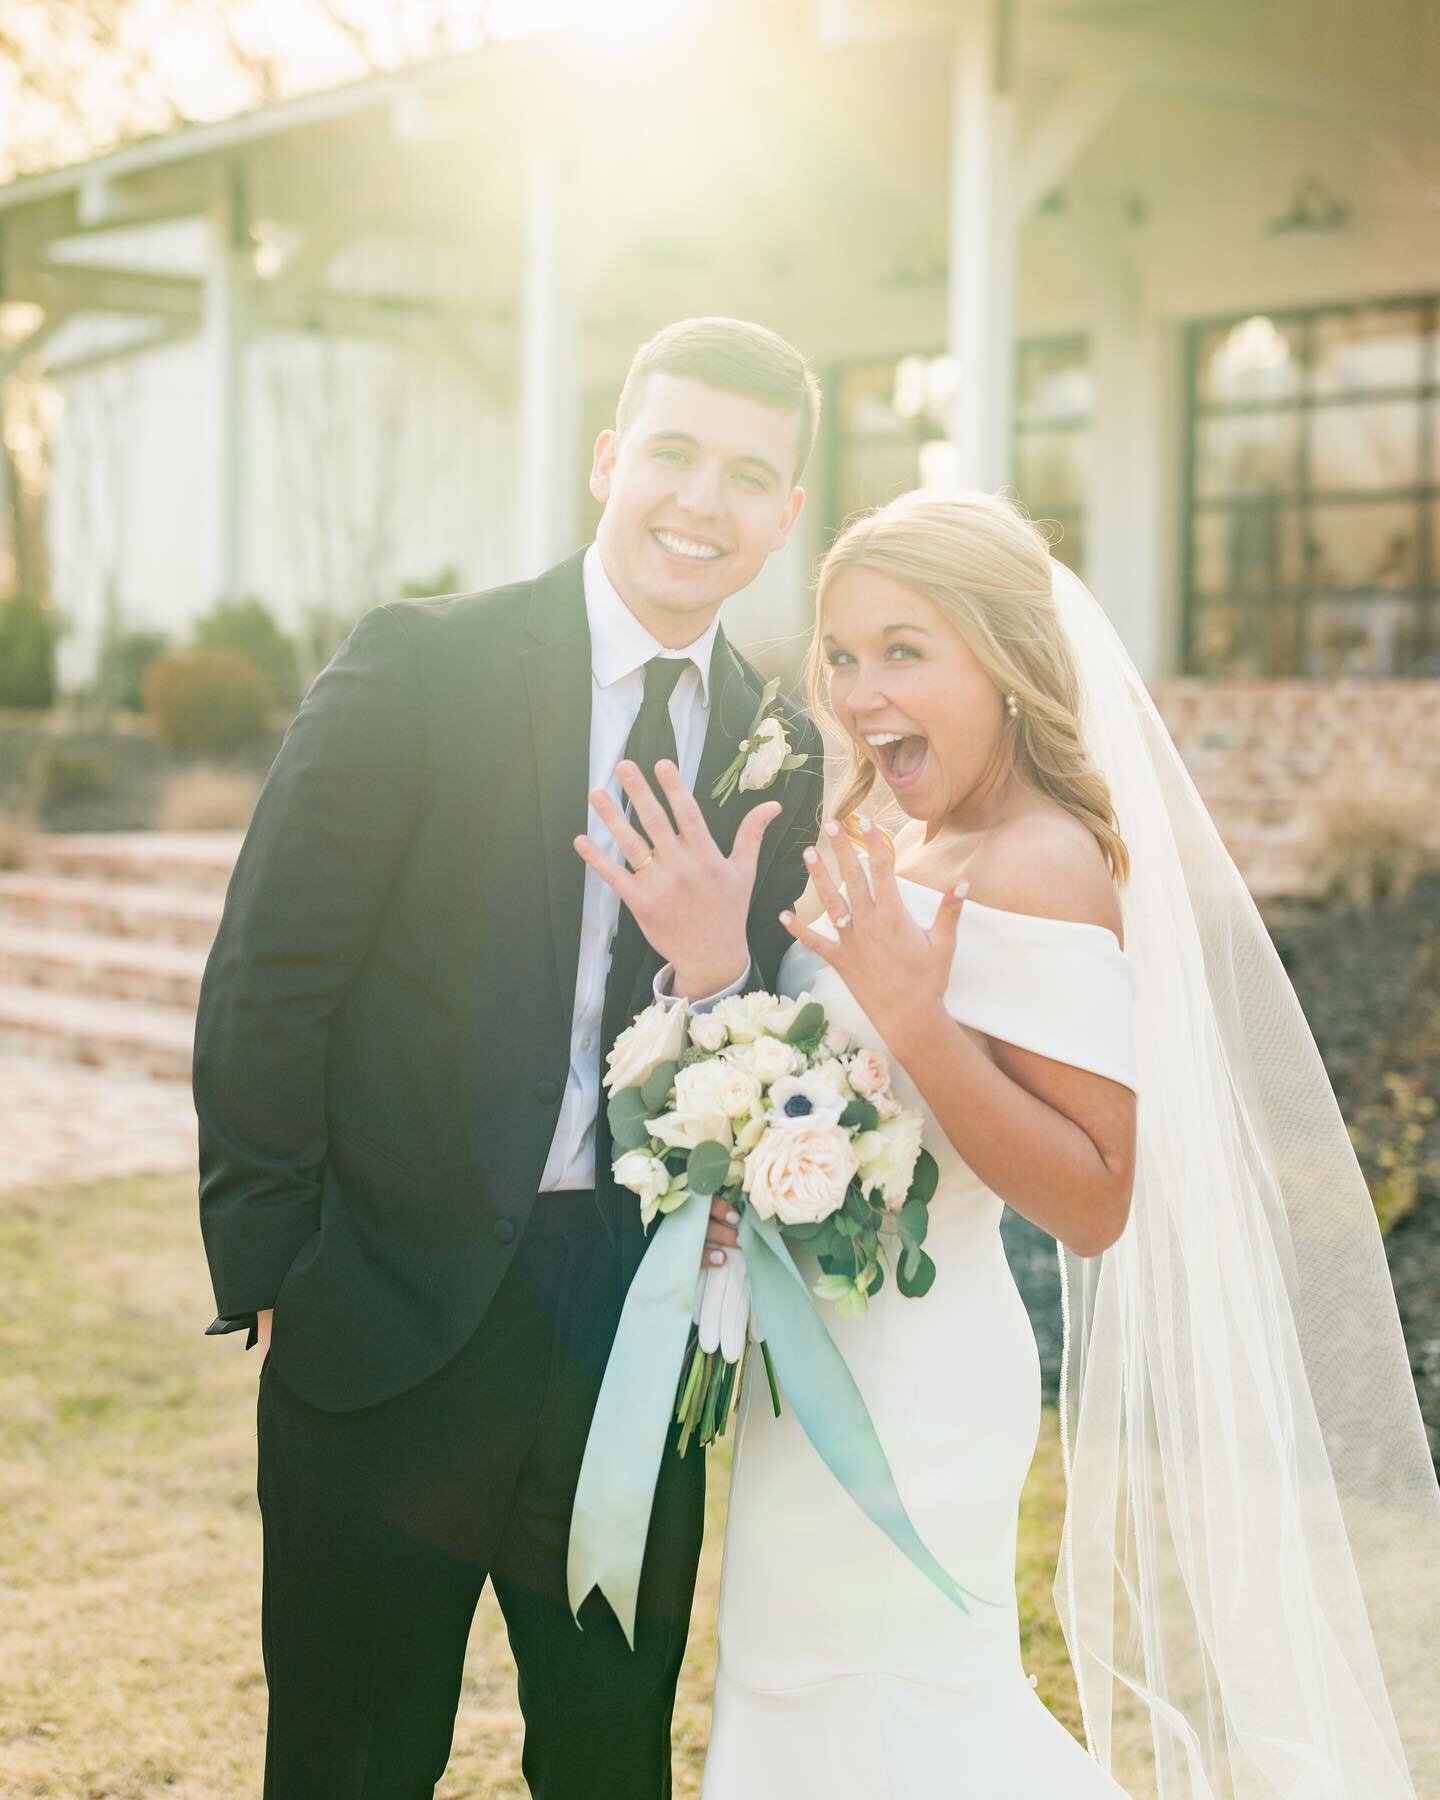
[{"x1": 1005, "y1": 691, "x2": 1019, "y2": 719}]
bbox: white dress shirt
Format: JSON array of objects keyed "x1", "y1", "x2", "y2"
[{"x1": 538, "y1": 543, "x2": 746, "y2": 1192}]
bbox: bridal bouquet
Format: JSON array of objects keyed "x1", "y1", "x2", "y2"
[{"x1": 605, "y1": 989, "x2": 940, "y2": 1454}]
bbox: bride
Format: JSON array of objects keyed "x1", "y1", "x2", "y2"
[{"x1": 701, "y1": 490, "x2": 1440, "y2": 1798}]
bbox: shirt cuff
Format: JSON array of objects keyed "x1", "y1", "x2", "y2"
[
  {"x1": 206, "y1": 1314, "x2": 260, "y2": 1350},
  {"x1": 652, "y1": 960, "x2": 751, "y2": 1010}
]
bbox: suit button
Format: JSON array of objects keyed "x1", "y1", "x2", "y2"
[
  {"x1": 493, "y1": 1219, "x2": 516, "y2": 1245},
  {"x1": 534, "y1": 1078, "x2": 560, "y2": 1104}
]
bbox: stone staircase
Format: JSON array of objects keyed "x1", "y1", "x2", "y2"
[{"x1": 0, "y1": 833, "x2": 242, "y2": 1082}]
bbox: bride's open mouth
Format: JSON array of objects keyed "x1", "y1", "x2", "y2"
[{"x1": 869, "y1": 732, "x2": 929, "y2": 789}]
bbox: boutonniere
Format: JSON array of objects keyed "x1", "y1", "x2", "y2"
[{"x1": 711, "y1": 677, "x2": 810, "y2": 805}]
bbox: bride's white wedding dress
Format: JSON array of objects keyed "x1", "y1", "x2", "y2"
[{"x1": 703, "y1": 875, "x2": 1138, "y2": 1799}]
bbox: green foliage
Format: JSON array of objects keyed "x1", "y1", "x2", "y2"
[
  {"x1": 1348, "y1": 1070, "x2": 1440, "y2": 1236},
  {"x1": 642, "y1": 1059, "x2": 680, "y2": 1114},
  {"x1": 193, "y1": 598, "x2": 300, "y2": 708},
  {"x1": 28, "y1": 743, "x2": 115, "y2": 807},
  {"x1": 141, "y1": 648, "x2": 274, "y2": 753},
  {"x1": 97, "y1": 630, "x2": 170, "y2": 712},
  {"x1": 0, "y1": 595, "x2": 57, "y2": 709},
  {"x1": 784, "y1": 1001, "x2": 826, "y2": 1052},
  {"x1": 685, "y1": 1140, "x2": 731, "y2": 1198},
  {"x1": 607, "y1": 1086, "x2": 653, "y2": 1152},
  {"x1": 839, "y1": 1098, "x2": 879, "y2": 1133}
]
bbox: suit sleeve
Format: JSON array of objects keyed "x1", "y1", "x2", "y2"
[
  {"x1": 194, "y1": 604, "x2": 422, "y2": 1329},
  {"x1": 746, "y1": 715, "x2": 824, "y2": 991}
]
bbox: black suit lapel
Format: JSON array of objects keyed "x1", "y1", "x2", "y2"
[
  {"x1": 694, "y1": 627, "x2": 766, "y2": 858},
  {"x1": 521, "y1": 551, "x2": 592, "y2": 1021}
]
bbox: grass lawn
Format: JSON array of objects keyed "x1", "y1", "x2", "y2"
[{"x1": 0, "y1": 1173, "x2": 1087, "y2": 1798}]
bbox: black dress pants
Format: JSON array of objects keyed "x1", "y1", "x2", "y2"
[{"x1": 255, "y1": 1191, "x2": 707, "y2": 1799}]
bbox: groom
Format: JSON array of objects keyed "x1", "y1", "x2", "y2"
[{"x1": 195, "y1": 316, "x2": 824, "y2": 1797}]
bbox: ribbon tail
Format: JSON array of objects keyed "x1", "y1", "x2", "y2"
[
  {"x1": 740, "y1": 1209, "x2": 998, "y2": 1616},
  {"x1": 566, "y1": 1189, "x2": 712, "y2": 1648}
]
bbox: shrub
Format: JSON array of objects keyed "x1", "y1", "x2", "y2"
[
  {"x1": 0, "y1": 595, "x2": 57, "y2": 709},
  {"x1": 1304, "y1": 778, "x2": 1439, "y2": 909},
  {"x1": 157, "y1": 765, "x2": 261, "y2": 830},
  {"x1": 28, "y1": 743, "x2": 116, "y2": 806},
  {"x1": 193, "y1": 598, "x2": 300, "y2": 708},
  {"x1": 142, "y1": 649, "x2": 274, "y2": 753},
  {"x1": 0, "y1": 810, "x2": 31, "y2": 869},
  {"x1": 97, "y1": 629, "x2": 171, "y2": 712}
]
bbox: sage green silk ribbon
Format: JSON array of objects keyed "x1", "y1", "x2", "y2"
[{"x1": 567, "y1": 1193, "x2": 996, "y2": 1648}]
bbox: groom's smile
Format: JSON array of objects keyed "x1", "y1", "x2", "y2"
[{"x1": 590, "y1": 371, "x2": 807, "y2": 646}]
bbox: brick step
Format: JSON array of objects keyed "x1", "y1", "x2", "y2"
[
  {"x1": 0, "y1": 983, "x2": 194, "y2": 1081},
  {"x1": 23, "y1": 832, "x2": 242, "y2": 895},
  {"x1": 0, "y1": 873, "x2": 224, "y2": 949},
  {"x1": 0, "y1": 925, "x2": 206, "y2": 1010}
]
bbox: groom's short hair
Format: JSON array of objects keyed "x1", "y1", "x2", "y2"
[{"x1": 616, "y1": 317, "x2": 822, "y2": 482}]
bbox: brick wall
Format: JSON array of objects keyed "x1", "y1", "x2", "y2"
[{"x1": 1149, "y1": 680, "x2": 1440, "y2": 900}]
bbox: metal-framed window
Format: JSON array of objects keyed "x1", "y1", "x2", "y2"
[
  {"x1": 822, "y1": 342, "x2": 1093, "y2": 578},
  {"x1": 1184, "y1": 298, "x2": 1439, "y2": 677}
]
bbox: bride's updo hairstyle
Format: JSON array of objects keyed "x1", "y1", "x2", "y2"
[{"x1": 809, "y1": 489, "x2": 1129, "y2": 884}]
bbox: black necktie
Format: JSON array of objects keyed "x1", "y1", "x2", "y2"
[{"x1": 622, "y1": 655, "x2": 687, "y2": 841}]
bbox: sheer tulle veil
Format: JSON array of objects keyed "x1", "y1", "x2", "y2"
[{"x1": 1047, "y1": 560, "x2": 1440, "y2": 1797}]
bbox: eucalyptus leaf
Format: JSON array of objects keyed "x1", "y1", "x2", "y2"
[
  {"x1": 780, "y1": 753, "x2": 808, "y2": 771},
  {"x1": 785, "y1": 1001, "x2": 826, "y2": 1047},
  {"x1": 897, "y1": 1247, "x2": 937, "y2": 1299},
  {"x1": 781, "y1": 1221, "x2": 824, "y2": 1242},
  {"x1": 686, "y1": 1139, "x2": 732, "y2": 1197},
  {"x1": 641, "y1": 1059, "x2": 680, "y2": 1114},
  {"x1": 906, "y1": 1147, "x2": 939, "y2": 1208},
  {"x1": 839, "y1": 1098, "x2": 879, "y2": 1133},
  {"x1": 607, "y1": 1086, "x2": 652, "y2": 1152},
  {"x1": 835, "y1": 1214, "x2": 861, "y2": 1238},
  {"x1": 898, "y1": 1197, "x2": 930, "y2": 1246}
]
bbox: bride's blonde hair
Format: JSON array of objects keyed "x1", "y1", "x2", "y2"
[{"x1": 807, "y1": 489, "x2": 1129, "y2": 884}]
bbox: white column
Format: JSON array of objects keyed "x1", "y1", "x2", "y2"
[
  {"x1": 203, "y1": 166, "x2": 250, "y2": 604},
  {"x1": 945, "y1": 1, "x2": 1017, "y2": 491},
  {"x1": 518, "y1": 137, "x2": 579, "y2": 575}
]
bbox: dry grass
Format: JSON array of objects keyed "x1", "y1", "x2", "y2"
[
  {"x1": 0, "y1": 1174, "x2": 1084, "y2": 1797},
  {"x1": 1303, "y1": 775, "x2": 1440, "y2": 909},
  {"x1": 0, "y1": 809, "x2": 33, "y2": 869},
  {"x1": 156, "y1": 767, "x2": 262, "y2": 832}
]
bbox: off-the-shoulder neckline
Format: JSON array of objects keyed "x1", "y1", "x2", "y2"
[{"x1": 890, "y1": 870, "x2": 1126, "y2": 953}]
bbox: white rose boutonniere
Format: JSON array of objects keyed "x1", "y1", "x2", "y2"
[{"x1": 711, "y1": 676, "x2": 810, "y2": 806}]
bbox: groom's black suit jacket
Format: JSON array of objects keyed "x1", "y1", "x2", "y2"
[{"x1": 194, "y1": 549, "x2": 822, "y2": 1414}]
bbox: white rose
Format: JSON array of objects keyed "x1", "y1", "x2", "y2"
[
  {"x1": 713, "y1": 992, "x2": 774, "y2": 1044},
  {"x1": 759, "y1": 993, "x2": 801, "y2": 1037},
  {"x1": 820, "y1": 1023, "x2": 855, "y2": 1058},
  {"x1": 671, "y1": 1059, "x2": 738, "y2": 1147},
  {"x1": 767, "y1": 1071, "x2": 848, "y2": 1129},
  {"x1": 809, "y1": 1058, "x2": 858, "y2": 1106},
  {"x1": 689, "y1": 1012, "x2": 729, "y2": 1053},
  {"x1": 612, "y1": 1150, "x2": 671, "y2": 1207},
  {"x1": 854, "y1": 1111, "x2": 926, "y2": 1211},
  {"x1": 748, "y1": 1034, "x2": 800, "y2": 1086},
  {"x1": 742, "y1": 1122, "x2": 858, "y2": 1226},
  {"x1": 734, "y1": 1109, "x2": 768, "y2": 1153},
  {"x1": 717, "y1": 1066, "x2": 763, "y2": 1120},
  {"x1": 604, "y1": 999, "x2": 688, "y2": 1095},
  {"x1": 738, "y1": 716, "x2": 789, "y2": 793},
  {"x1": 846, "y1": 1049, "x2": 894, "y2": 1105}
]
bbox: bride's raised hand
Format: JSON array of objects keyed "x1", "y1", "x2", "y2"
[{"x1": 778, "y1": 817, "x2": 968, "y2": 1031}]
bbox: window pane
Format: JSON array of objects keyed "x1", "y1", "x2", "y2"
[
  {"x1": 1196, "y1": 315, "x2": 1302, "y2": 405},
  {"x1": 1192, "y1": 504, "x2": 1302, "y2": 595},
  {"x1": 1186, "y1": 601, "x2": 1300, "y2": 676},
  {"x1": 1016, "y1": 341, "x2": 1094, "y2": 424},
  {"x1": 1310, "y1": 401, "x2": 1420, "y2": 491},
  {"x1": 840, "y1": 363, "x2": 912, "y2": 439},
  {"x1": 1014, "y1": 429, "x2": 1090, "y2": 510},
  {"x1": 1193, "y1": 413, "x2": 1301, "y2": 499},
  {"x1": 1312, "y1": 305, "x2": 1424, "y2": 396},
  {"x1": 838, "y1": 441, "x2": 919, "y2": 522},
  {"x1": 1305, "y1": 600, "x2": 1426, "y2": 676},
  {"x1": 1305, "y1": 502, "x2": 1421, "y2": 590}
]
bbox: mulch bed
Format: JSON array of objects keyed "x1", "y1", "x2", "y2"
[{"x1": 1005, "y1": 874, "x2": 1440, "y2": 1468}]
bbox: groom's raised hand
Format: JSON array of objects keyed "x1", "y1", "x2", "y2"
[{"x1": 575, "y1": 758, "x2": 780, "y2": 1000}]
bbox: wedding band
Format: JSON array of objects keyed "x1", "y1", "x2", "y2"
[{"x1": 632, "y1": 853, "x2": 655, "y2": 874}]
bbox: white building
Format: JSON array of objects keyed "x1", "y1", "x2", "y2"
[{"x1": 4, "y1": 0, "x2": 1440, "y2": 698}]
